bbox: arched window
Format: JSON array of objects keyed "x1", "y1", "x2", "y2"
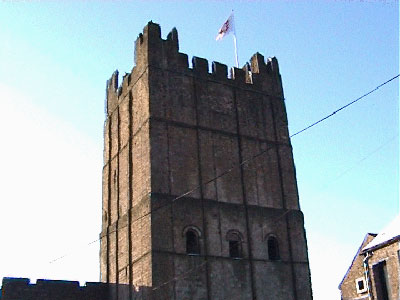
[
  {"x1": 226, "y1": 230, "x2": 243, "y2": 258},
  {"x1": 267, "y1": 236, "x2": 280, "y2": 261},
  {"x1": 183, "y1": 226, "x2": 201, "y2": 255}
]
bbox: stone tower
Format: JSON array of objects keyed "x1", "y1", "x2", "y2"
[{"x1": 100, "y1": 22, "x2": 312, "y2": 300}]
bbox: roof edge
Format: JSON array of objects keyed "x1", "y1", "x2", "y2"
[
  {"x1": 338, "y1": 233, "x2": 376, "y2": 289},
  {"x1": 362, "y1": 234, "x2": 400, "y2": 253}
]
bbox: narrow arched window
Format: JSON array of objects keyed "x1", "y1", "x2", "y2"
[
  {"x1": 267, "y1": 236, "x2": 280, "y2": 261},
  {"x1": 185, "y1": 229, "x2": 200, "y2": 255},
  {"x1": 226, "y1": 230, "x2": 243, "y2": 258}
]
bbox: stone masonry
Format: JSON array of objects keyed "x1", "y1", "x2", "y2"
[
  {"x1": 100, "y1": 22, "x2": 313, "y2": 300},
  {"x1": 339, "y1": 234, "x2": 376, "y2": 300},
  {"x1": 1, "y1": 278, "x2": 109, "y2": 300},
  {"x1": 340, "y1": 216, "x2": 400, "y2": 300}
]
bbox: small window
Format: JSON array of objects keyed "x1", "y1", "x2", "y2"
[
  {"x1": 226, "y1": 230, "x2": 243, "y2": 258},
  {"x1": 229, "y1": 240, "x2": 241, "y2": 258},
  {"x1": 183, "y1": 226, "x2": 201, "y2": 255},
  {"x1": 267, "y1": 236, "x2": 280, "y2": 261},
  {"x1": 355, "y1": 277, "x2": 367, "y2": 294},
  {"x1": 186, "y1": 230, "x2": 200, "y2": 255}
]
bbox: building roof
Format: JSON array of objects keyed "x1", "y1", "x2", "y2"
[{"x1": 362, "y1": 215, "x2": 400, "y2": 252}]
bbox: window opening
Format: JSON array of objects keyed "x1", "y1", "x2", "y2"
[
  {"x1": 227, "y1": 231, "x2": 242, "y2": 258},
  {"x1": 186, "y1": 230, "x2": 200, "y2": 255},
  {"x1": 229, "y1": 240, "x2": 241, "y2": 258},
  {"x1": 267, "y1": 236, "x2": 280, "y2": 261},
  {"x1": 397, "y1": 250, "x2": 400, "y2": 265},
  {"x1": 358, "y1": 280, "x2": 364, "y2": 290},
  {"x1": 355, "y1": 277, "x2": 367, "y2": 294}
]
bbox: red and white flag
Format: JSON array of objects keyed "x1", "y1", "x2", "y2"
[{"x1": 216, "y1": 13, "x2": 235, "y2": 41}]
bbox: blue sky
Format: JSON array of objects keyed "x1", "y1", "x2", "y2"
[{"x1": 0, "y1": 1, "x2": 398, "y2": 299}]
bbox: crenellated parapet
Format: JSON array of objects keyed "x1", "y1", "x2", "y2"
[
  {"x1": 1, "y1": 277, "x2": 152, "y2": 300},
  {"x1": 1, "y1": 277, "x2": 108, "y2": 300},
  {"x1": 105, "y1": 21, "x2": 284, "y2": 116}
]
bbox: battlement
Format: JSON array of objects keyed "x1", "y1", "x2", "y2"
[
  {"x1": 1, "y1": 278, "x2": 106, "y2": 300},
  {"x1": 1, "y1": 277, "x2": 151, "y2": 300},
  {"x1": 106, "y1": 21, "x2": 284, "y2": 115}
]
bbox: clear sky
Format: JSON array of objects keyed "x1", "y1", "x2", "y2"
[{"x1": 0, "y1": 1, "x2": 398, "y2": 299}]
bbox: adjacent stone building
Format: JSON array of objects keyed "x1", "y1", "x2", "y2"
[
  {"x1": 339, "y1": 215, "x2": 400, "y2": 300},
  {"x1": 100, "y1": 22, "x2": 312, "y2": 300}
]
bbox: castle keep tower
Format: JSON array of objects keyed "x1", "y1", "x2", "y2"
[{"x1": 100, "y1": 22, "x2": 312, "y2": 300}]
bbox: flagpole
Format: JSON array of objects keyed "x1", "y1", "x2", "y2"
[
  {"x1": 232, "y1": 11, "x2": 239, "y2": 68},
  {"x1": 233, "y1": 34, "x2": 239, "y2": 68}
]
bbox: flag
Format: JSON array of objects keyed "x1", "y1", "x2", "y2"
[{"x1": 216, "y1": 13, "x2": 235, "y2": 41}]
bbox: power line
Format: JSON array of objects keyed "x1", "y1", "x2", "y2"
[
  {"x1": 148, "y1": 74, "x2": 400, "y2": 292},
  {"x1": 290, "y1": 74, "x2": 399, "y2": 138},
  {"x1": 49, "y1": 73, "x2": 399, "y2": 264},
  {"x1": 320, "y1": 134, "x2": 398, "y2": 191},
  {"x1": 149, "y1": 208, "x2": 294, "y2": 292},
  {"x1": 152, "y1": 262, "x2": 207, "y2": 292}
]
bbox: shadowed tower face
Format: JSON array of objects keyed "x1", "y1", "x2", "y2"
[{"x1": 100, "y1": 22, "x2": 313, "y2": 300}]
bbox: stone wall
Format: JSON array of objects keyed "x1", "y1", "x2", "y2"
[
  {"x1": 368, "y1": 241, "x2": 400, "y2": 299},
  {"x1": 1, "y1": 278, "x2": 109, "y2": 300},
  {"x1": 100, "y1": 21, "x2": 312, "y2": 300},
  {"x1": 340, "y1": 235, "x2": 400, "y2": 300},
  {"x1": 339, "y1": 234, "x2": 376, "y2": 300}
]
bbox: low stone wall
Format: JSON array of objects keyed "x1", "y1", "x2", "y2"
[
  {"x1": 1, "y1": 278, "x2": 109, "y2": 300},
  {"x1": 0, "y1": 277, "x2": 155, "y2": 300}
]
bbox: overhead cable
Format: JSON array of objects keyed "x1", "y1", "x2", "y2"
[{"x1": 49, "y1": 74, "x2": 399, "y2": 264}]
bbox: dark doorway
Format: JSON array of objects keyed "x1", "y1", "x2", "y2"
[{"x1": 372, "y1": 261, "x2": 389, "y2": 300}]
